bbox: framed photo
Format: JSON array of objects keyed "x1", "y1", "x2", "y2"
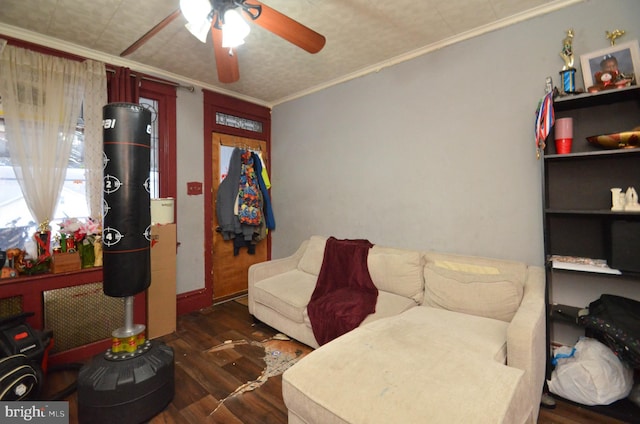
[{"x1": 580, "y1": 40, "x2": 640, "y2": 90}]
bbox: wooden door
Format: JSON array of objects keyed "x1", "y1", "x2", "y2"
[{"x1": 211, "y1": 132, "x2": 268, "y2": 301}]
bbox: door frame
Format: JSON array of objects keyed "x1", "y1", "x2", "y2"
[{"x1": 177, "y1": 90, "x2": 270, "y2": 314}]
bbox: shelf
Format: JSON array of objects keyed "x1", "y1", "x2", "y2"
[
  {"x1": 553, "y1": 85, "x2": 640, "y2": 111},
  {"x1": 545, "y1": 209, "x2": 640, "y2": 217},
  {"x1": 549, "y1": 303, "x2": 584, "y2": 324},
  {"x1": 544, "y1": 147, "x2": 640, "y2": 160}
]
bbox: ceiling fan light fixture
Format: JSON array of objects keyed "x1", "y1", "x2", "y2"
[
  {"x1": 180, "y1": 0, "x2": 213, "y2": 41},
  {"x1": 185, "y1": 19, "x2": 211, "y2": 43},
  {"x1": 180, "y1": 0, "x2": 211, "y2": 24},
  {"x1": 221, "y1": 9, "x2": 250, "y2": 48}
]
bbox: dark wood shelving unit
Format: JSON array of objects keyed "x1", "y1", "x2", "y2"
[
  {"x1": 541, "y1": 86, "x2": 640, "y2": 422},
  {"x1": 543, "y1": 85, "x2": 640, "y2": 266}
]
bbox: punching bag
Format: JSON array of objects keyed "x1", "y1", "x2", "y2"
[{"x1": 102, "y1": 103, "x2": 152, "y2": 297}]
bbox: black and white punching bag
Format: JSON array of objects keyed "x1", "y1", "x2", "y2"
[
  {"x1": 78, "y1": 103, "x2": 173, "y2": 424},
  {"x1": 102, "y1": 103, "x2": 152, "y2": 297}
]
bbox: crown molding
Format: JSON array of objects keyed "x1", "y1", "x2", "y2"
[
  {"x1": 269, "y1": 0, "x2": 585, "y2": 106},
  {"x1": 0, "y1": 23, "x2": 270, "y2": 107}
]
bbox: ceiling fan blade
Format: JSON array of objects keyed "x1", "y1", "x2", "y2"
[
  {"x1": 245, "y1": 1, "x2": 326, "y2": 54},
  {"x1": 211, "y1": 24, "x2": 240, "y2": 83},
  {"x1": 120, "y1": 9, "x2": 182, "y2": 57}
]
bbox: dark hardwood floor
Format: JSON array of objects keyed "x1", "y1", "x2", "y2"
[
  {"x1": 538, "y1": 401, "x2": 629, "y2": 424},
  {"x1": 43, "y1": 297, "x2": 632, "y2": 423}
]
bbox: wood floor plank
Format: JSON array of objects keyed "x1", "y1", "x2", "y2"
[
  {"x1": 170, "y1": 363, "x2": 209, "y2": 410},
  {"x1": 221, "y1": 354, "x2": 266, "y2": 384},
  {"x1": 176, "y1": 394, "x2": 225, "y2": 423},
  {"x1": 538, "y1": 400, "x2": 629, "y2": 424},
  {"x1": 148, "y1": 403, "x2": 191, "y2": 424},
  {"x1": 173, "y1": 344, "x2": 248, "y2": 400},
  {"x1": 224, "y1": 389, "x2": 288, "y2": 424}
]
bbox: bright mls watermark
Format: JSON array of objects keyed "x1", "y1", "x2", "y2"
[{"x1": 1, "y1": 402, "x2": 68, "y2": 423}]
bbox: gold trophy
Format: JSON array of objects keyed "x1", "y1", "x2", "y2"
[
  {"x1": 606, "y1": 29, "x2": 625, "y2": 46},
  {"x1": 559, "y1": 29, "x2": 576, "y2": 94}
]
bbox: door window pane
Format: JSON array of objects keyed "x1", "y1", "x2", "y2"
[{"x1": 140, "y1": 96, "x2": 159, "y2": 199}]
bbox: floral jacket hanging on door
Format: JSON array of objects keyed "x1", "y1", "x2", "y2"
[
  {"x1": 216, "y1": 147, "x2": 275, "y2": 255},
  {"x1": 238, "y1": 150, "x2": 262, "y2": 226}
]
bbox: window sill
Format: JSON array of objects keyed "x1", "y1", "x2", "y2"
[{"x1": 0, "y1": 267, "x2": 103, "y2": 289}]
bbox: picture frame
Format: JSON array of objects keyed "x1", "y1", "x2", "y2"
[{"x1": 580, "y1": 40, "x2": 640, "y2": 90}]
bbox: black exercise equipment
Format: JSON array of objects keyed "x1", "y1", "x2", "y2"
[{"x1": 77, "y1": 103, "x2": 174, "y2": 424}]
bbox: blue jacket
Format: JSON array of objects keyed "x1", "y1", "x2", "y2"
[{"x1": 252, "y1": 152, "x2": 275, "y2": 230}]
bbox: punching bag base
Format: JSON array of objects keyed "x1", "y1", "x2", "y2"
[{"x1": 77, "y1": 340, "x2": 174, "y2": 424}]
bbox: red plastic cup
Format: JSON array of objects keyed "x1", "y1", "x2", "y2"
[
  {"x1": 555, "y1": 138, "x2": 572, "y2": 154},
  {"x1": 554, "y1": 117, "x2": 573, "y2": 154}
]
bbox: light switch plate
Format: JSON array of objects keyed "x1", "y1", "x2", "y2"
[{"x1": 187, "y1": 181, "x2": 202, "y2": 195}]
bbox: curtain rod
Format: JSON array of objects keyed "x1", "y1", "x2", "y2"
[{"x1": 106, "y1": 68, "x2": 195, "y2": 92}]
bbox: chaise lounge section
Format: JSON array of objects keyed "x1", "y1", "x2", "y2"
[{"x1": 248, "y1": 236, "x2": 546, "y2": 423}]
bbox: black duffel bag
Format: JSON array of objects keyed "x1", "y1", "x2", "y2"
[
  {"x1": 578, "y1": 294, "x2": 640, "y2": 368},
  {"x1": 0, "y1": 354, "x2": 39, "y2": 400},
  {"x1": 0, "y1": 313, "x2": 52, "y2": 400}
]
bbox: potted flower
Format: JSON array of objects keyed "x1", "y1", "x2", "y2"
[{"x1": 59, "y1": 218, "x2": 102, "y2": 268}]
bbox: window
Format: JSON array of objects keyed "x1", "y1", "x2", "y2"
[
  {"x1": 140, "y1": 96, "x2": 160, "y2": 199},
  {"x1": 0, "y1": 104, "x2": 88, "y2": 249},
  {"x1": 0, "y1": 78, "x2": 176, "y2": 251},
  {"x1": 138, "y1": 79, "x2": 177, "y2": 201}
]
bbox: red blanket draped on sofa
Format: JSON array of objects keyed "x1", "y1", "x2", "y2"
[{"x1": 307, "y1": 237, "x2": 378, "y2": 345}]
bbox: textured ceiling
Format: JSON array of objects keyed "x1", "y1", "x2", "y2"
[{"x1": 0, "y1": 0, "x2": 578, "y2": 106}]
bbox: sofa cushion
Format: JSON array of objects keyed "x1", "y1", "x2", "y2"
[
  {"x1": 283, "y1": 306, "x2": 527, "y2": 424},
  {"x1": 361, "y1": 291, "x2": 418, "y2": 325},
  {"x1": 252, "y1": 270, "x2": 317, "y2": 324},
  {"x1": 422, "y1": 253, "x2": 526, "y2": 322},
  {"x1": 298, "y1": 238, "x2": 424, "y2": 301},
  {"x1": 367, "y1": 246, "x2": 424, "y2": 303},
  {"x1": 297, "y1": 235, "x2": 327, "y2": 276},
  {"x1": 409, "y1": 306, "x2": 510, "y2": 362}
]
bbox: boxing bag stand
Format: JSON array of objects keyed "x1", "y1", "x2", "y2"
[{"x1": 77, "y1": 103, "x2": 174, "y2": 424}]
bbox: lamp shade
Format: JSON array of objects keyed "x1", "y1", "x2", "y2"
[
  {"x1": 185, "y1": 19, "x2": 211, "y2": 43},
  {"x1": 179, "y1": 0, "x2": 211, "y2": 26},
  {"x1": 222, "y1": 9, "x2": 250, "y2": 48}
]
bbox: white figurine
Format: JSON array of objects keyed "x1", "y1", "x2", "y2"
[
  {"x1": 611, "y1": 188, "x2": 625, "y2": 211},
  {"x1": 624, "y1": 187, "x2": 640, "y2": 211}
]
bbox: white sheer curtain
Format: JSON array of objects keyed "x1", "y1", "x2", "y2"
[
  {"x1": 0, "y1": 45, "x2": 87, "y2": 229},
  {"x1": 83, "y1": 60, "x2": 107, "y2": 220}
]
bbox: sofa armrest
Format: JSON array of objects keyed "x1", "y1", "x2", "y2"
[
  {"x1": 506, "y1": 265, "x2": 546, "y2": 423},
  {"x1": 247, "y1": 240, "x2": 309, "y2": 314}
]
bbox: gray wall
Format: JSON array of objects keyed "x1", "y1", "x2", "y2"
[
  {"x1": 270, "y1": 0, "x2": 640, "y2": 267},
  {"x1": 176, "y1": 87, "x2": 205, "y2": 294},
  {"x1": 269, "y1": 0, "x2": 640, "y2": 344},
  {"x1": 169, "y1": 0, "x2": 640, "y2": 342}
]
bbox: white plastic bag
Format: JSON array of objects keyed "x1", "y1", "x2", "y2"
[{"x1": 547, "y1": 337, "x2": 633, "y2": 406}]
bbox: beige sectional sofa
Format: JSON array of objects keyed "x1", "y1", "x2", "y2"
[{"x1": 248, "y1": 236, "x2": 546, "y2": 423}]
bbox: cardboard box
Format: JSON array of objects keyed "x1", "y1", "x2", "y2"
[
  {"x1": 51, "y1": 252, "x2": 81, "y2": 274},
  {"x1": 147, "y1": 224, "x2": 177, "y2": 339}
]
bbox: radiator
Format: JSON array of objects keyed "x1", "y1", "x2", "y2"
[{"x1": 44, "y1": 283, "x2": 123, "y2": 353}]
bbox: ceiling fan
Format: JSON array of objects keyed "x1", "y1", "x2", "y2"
[{"x1": 120, "y1": 0, "x2": 326, "y2": 84}]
